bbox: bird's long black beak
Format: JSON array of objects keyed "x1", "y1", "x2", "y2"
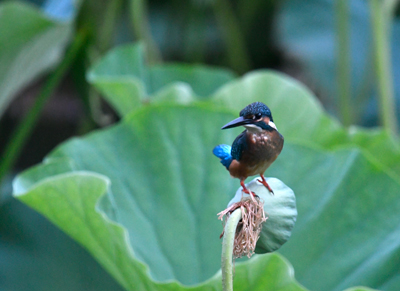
[{"x1": 221, "y1": 116, "x2": 252, "y2": 129}]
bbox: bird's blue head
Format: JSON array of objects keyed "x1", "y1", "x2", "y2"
[
  {"x1": 221, "y1": 102, "x2": 278, "y2": 132},
  {"x1": 239, "y1": 102, "x2": 273, "y2": 121}
]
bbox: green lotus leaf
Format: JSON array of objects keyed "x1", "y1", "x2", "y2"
[
  {"x1": 0, "y1": 2, "x2": 71, "y2": 117},
  {"x1": 0, "y1": 182, "x2": 124, "y2": 291},
  {"x1": 13, "y1": 102, "x2": 394, "y2": 291},
  {"x1": 87, "y1": 43, "x2": 236, "y2": 116},
  {"x1": 13, "y1": 105, "x2": 307, "y2": 291}
]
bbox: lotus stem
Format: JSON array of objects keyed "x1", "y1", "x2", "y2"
[
  {"x1": 335, "y1": 0, "x2": 352, "y2": 126},
  {"x1": 369, "y1": 0, "x2": 398, "y2": 134},
  {"x1": 221, "y1": 208, "x2": 242, "y2": 291}
]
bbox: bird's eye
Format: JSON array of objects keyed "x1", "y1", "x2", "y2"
[{"x1": 255, "y1": 113, "x2": 262, "y2": 119}]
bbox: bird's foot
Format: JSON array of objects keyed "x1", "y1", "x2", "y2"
[
  {"x1": 240, "y1": 180, "x2": 258, "y2": 201},
  {"x1": 258, "y1": 175, "x2": 274, "y2": 195},
  {"x1": 242, "y1": 188, "x2": 258, "y2": 200}
]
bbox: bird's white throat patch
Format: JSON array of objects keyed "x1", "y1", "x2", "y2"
[{"x1": 244, "y1": 124, "x2": 263, "y2": 133}]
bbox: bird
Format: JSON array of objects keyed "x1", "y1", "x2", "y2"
[{"x1": 213, "y1": 102, "x2": 284, "y2": 196}]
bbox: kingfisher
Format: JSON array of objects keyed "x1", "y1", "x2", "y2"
[{"x1": 213, "y1": 102, "x2": 284, "y2": 196}]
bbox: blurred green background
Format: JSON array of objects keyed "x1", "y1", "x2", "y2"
[{"x1": 0, "y1": 0, "x2": 399, "y2": 290}]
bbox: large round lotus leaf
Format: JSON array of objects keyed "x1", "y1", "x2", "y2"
[
  {"x1": 227, "y1": 178, "x2": 297, "y2": 253},
  {"x1": 13, "y1": 104, "x2": 391, "y2": 291},
  {"x1": 13, "y1": 104, "x2": 306, "y2": 291}
]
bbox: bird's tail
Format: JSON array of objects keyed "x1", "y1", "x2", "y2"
[{"x1": 213, "y1": 144, "x2": 232, "y2": 170}]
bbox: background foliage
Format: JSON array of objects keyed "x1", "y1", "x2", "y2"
[{"x1": 1, "y1": 0, "x2": 399, "y2": 291}]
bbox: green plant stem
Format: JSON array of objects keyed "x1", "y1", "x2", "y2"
[
  {"x1": 98, "y1": 0, "x2": 123, "y2": 52},
  {"x1": 0, "y1": 29, "x2": 87, "y2": 190},
  {"x1": 369, "y1": 0, "x2": 398, "y2": 134},
  {"x1": 221, "y1": 208, "x2": 242, "y2": 291},
  {"x1": 129, "y1": 0, "x2": 161, "y2": 64},
  {"x1": 335, "y1": 0, "x2": 352, "y2": 127},
  {"x1": 212, "y1": 0, "x2": 252, "y2": 74},
  {"x1": 354, "y1": 50, "x2": 375, "y2": 124}
]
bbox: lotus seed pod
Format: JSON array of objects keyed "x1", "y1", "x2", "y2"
[{"x1": 227, "y1": 177, "x2": 297, "y2": 253}]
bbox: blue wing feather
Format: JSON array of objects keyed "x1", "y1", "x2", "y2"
[
  {"x1": 213, "y1": 144, "x2": 232, "y2": 170},
  {"x1": 231, "y1": 131, "x2": 247, "y2": 161}
]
